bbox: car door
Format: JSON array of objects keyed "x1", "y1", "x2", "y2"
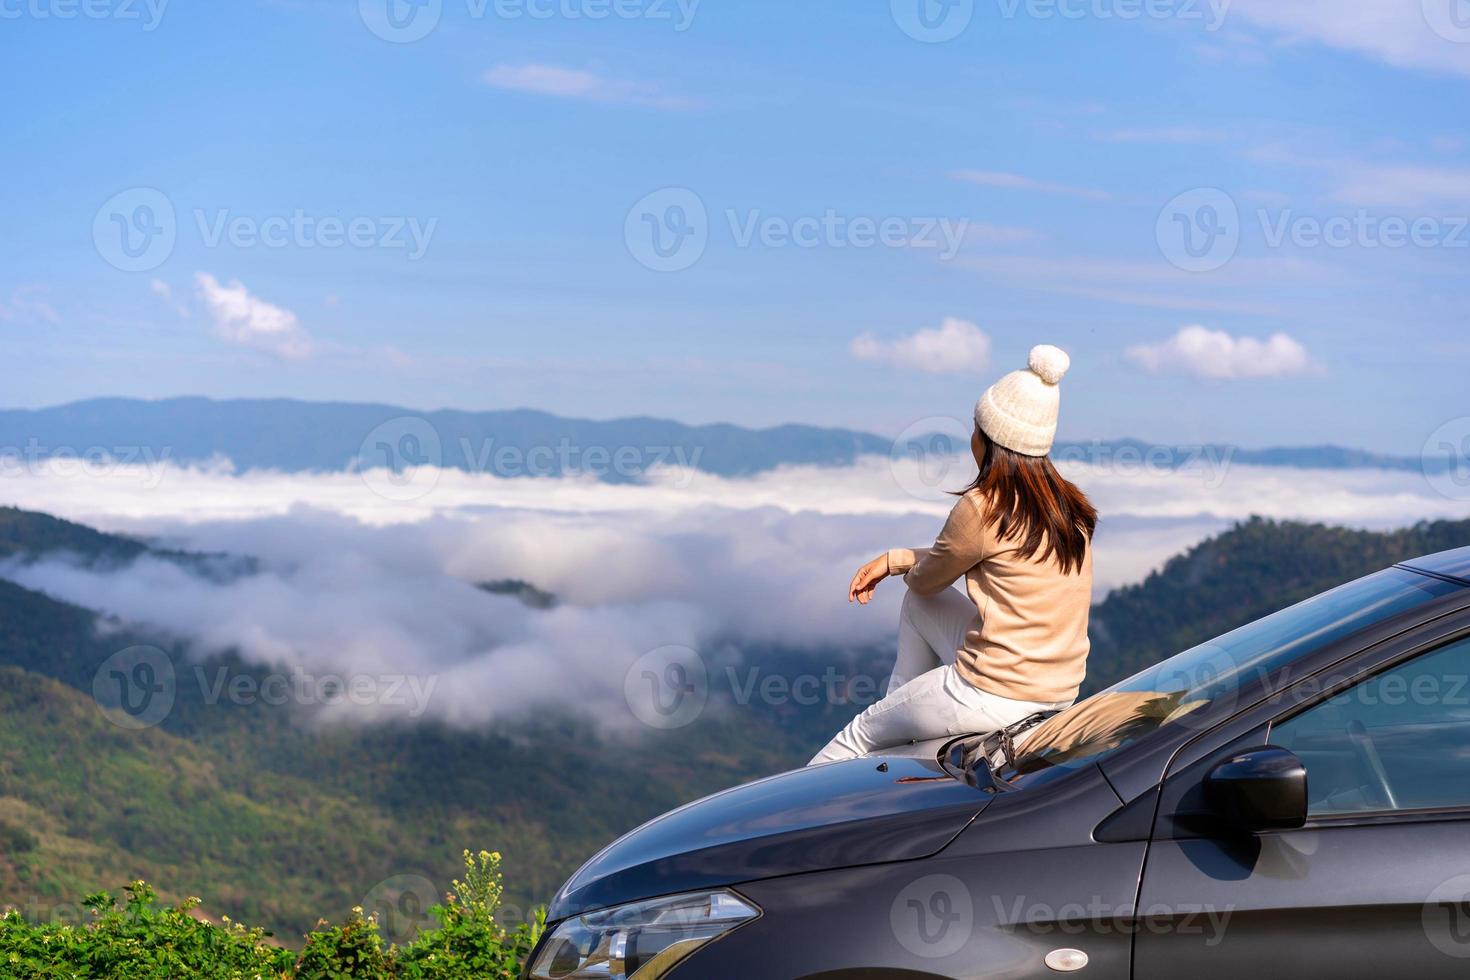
[{"x1": 1133, "y1": 623, "x2": 1470, "y2": 980}]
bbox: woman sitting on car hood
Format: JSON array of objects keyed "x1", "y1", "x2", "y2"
[{"x1": 810, "y1": 345, "x2": 1097, "y2": 764}]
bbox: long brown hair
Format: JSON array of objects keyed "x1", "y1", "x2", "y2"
[{"x1": 956, "y1": 429, "x2": 1097, "y2": 575}]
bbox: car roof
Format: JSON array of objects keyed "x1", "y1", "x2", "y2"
[{"x1": 1400, "y1": 546, "x2": 1470, "y2": 585}]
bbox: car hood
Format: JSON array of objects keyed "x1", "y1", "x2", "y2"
[{"x1": 548, "y1": 750, "x2": 992, "y2": 919}]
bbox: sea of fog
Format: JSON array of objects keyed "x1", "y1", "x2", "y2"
[{"x1": 0, "y1": 452, "x2": 1463, "y2": 729}]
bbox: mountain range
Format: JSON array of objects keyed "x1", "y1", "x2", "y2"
[{"x1": 0, "y1": 397, "x2": 1446, "y2": 479}]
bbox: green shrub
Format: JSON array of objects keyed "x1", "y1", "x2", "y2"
[
  {"x1": 1, "y1": 881, "x2": 294, "y2": 978},
  {"x1": 394, "y1": 851, "x2": 545, "y2": 980},
  {"x1": 295, "y1": 907, "x2": 393, "y2": 980},
  {"x1": 0, "y1": 852, "x2": 545, "y2": 979}
]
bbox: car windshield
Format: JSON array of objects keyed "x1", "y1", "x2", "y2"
[{"x1": 1000, "y1": 567, "x2": 1461, "y2": 785}]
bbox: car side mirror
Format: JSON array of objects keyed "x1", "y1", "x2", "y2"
[{"x1": 1205, "y1": 746, "x2": 1308, "y2": 833}]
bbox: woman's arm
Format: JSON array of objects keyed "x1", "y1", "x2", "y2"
[{"x1": 888, "y1": 495, "x2": 990, "y2": 596}]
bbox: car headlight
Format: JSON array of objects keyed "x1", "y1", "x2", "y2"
[{"x1": 528, "y1": 889, "x2": 760, "y2": 980}]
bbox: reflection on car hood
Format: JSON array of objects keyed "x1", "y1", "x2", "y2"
[{"x1": 548, "y1": 752, "x2": 992, "y2": 919}]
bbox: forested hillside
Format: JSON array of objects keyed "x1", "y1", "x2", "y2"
[
  {"x1": 0, "y1": 506, "x2": 1466, "y2": 942},
  {"x1": 1086, "y1": 516, "x2": 1470, "y2": 691},
  {"x1": 0, "y1": 508, "x2": 838, "y2": 939}
]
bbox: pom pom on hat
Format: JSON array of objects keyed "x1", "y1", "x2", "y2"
[{"x1": 1028, "y1": 344, "x2": 1070, "y2": 385}]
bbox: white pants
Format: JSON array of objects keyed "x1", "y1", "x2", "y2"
[{"x1": 809, "y1": 587, "x2": 1072, "y2": 765}]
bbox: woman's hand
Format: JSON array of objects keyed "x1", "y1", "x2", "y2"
[{"x1": 849, "y1": 553, "x2": 891, "y2": 605}]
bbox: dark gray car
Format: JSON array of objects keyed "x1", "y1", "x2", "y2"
[{"x1": 527, "y1": 547, "x2": 1470, "y2": 979}]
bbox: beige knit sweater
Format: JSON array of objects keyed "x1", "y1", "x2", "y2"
[{"x1": 887, "y1": 490, "x2": 1093, "y2": 703}]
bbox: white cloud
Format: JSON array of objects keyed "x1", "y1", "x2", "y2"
[
  {"x1": 1330, "y1": 163, "x2": 1470, "y2": 210},
  {"x1": 1126, "y1": 325, "x2": 1319, "y2": 379},
  {"x1": 851, "y1": 318, "x2": 992, "y2": 374},
  {"x1": 151, "y1": 279, "x2": 191, "y2": 319},
  {"x1": 959, "y1": 222, "x2": 1045, "y2": 247},
  {"x1": 195, "y1": 273, "x2": 312, "y2": 360},
  {"x1": 482, "y1": 64, "x2": 699, "y2": 111},
  {"x1": 961, "y1": 254, "x2": 1340, "y2": 288},
  {"x1": 1241, "y1": 141, "x2": 1470, "y2": 210},
  {"x1": 0, "y1": 286, "x2": 59, "y2": 326},
  {"x1": 1240, "y1": 188, "x2": 1294, "y2": 207},
  {"x1": 1096, "y1": 127, "x2": 1228, "y2": 144},
  {"x1": 0, "y1": 446, "x2": 1462, "y2": 731},
  {"x1": 1226, "y1": 0, "x2": 1470, "y2": 79},
  {"x1": 949, "y1": 169, "x2": 1111, "y2": 201},
  {"x1": 956, "y1": 254, "x2": 1341, "y2": 317}
]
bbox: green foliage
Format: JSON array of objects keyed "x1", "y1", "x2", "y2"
[
  {"x1": 0, "y1": 855, "x2": 543, "y2": 979},
  {"x1": 476, "y1": 580, "x2": 558, "y2": 610},
  {"x1": 0, "y1": 590, "x2": 798, "y2": 941},
  {"x1": 0, "y1": 506, "x2": 147, "y2": 565},
  {"x1": 0, "y1": 820, "x2": 38, "y2": 855},
  {"x1": 295, "y1": 908, "x2": 392, "y2": 980},
  {"x1": 393, "y1": 851, "x2": 545, "y2": 980},
  {"x1": 0, "y1": 881, "x2": 295, "y2": 978}
]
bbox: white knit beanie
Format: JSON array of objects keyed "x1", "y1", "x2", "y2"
[{"x1": 974, "y1": 345, "x2": 1071, "y2": 457}]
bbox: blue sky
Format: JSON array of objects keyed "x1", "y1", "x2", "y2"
[{"x1": 2, "y1": 0, "x2": 1468, "y2": 452}]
